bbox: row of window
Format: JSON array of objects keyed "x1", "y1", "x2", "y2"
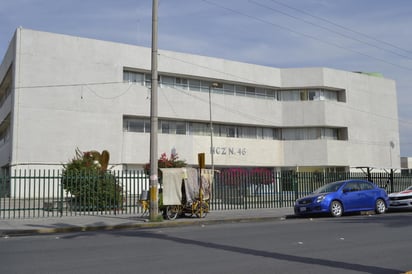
[
  {"x1": 123, "y1": 116, "x2": 347, "y2": 141},
  {"x1": 123, "y1": 70, "x2": 345, "y2": 102}
]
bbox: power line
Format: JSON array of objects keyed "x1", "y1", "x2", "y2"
[
  {"x1": 16, "y1": 81, "x2": 136, "y2": 100},
  {"x1": 148, "y1": 86, "x2": 400, "y2": 148},
  {"x1": 84, "y1": 83, "x2": 134, "y2": 100},
  {"x1": 159, "y1": 53, "x2": 277, "y2": 86},
  {"x1": 16, "y1": 81, "x2": 124, "y2": 89},
  {"x1": 10, "y1": 73, "x2": 410, "y2": 148},
  {"x1": 201, "y1": 0, "x2": 412, "y2": 72},
  {"x1": 251, "y1": 0, "x2": 412, "y2": 61},
  {"x1": 13, "y1": 61, "x2": 412, "y2": 128},
  {"x1": 161, "y1": 75, "x2": 411, "y2": 130},
  {"x1": 268, "y1": 0, "x2": 412, "y2": 57}
]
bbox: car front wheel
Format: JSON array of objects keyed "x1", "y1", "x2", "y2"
[
  {"x1": 375, "y1": 199, "x2": 386, "y2": 214},
  {"x1": 330, "y1": 200, "x2": 343, "y2": 217}
]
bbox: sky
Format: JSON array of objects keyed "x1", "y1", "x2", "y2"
[{"x1": 1, "y1": 0, "x2": 412, "y2": 156}]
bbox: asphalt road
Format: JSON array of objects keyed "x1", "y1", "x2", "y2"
[{"x1": 1, "y1": 211, "x2": 411, "y2": 274}]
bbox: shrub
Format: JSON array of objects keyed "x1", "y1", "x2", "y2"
[{"x1": 61, "y1": 149, "x2": 123, "y2": 211}]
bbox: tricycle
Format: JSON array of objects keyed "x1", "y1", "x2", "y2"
[{"x1": 160, "y1": 167, "x2": 212, "y2": 220}]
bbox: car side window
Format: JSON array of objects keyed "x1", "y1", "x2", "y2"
[
  {"x1": 359, "y1": 182, "x2": 374, "y2": 191},
  {"x1": 344, "y1": 182, "x2": 360, "y2": 192}
]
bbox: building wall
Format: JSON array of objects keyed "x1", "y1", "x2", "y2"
[
  {"x1": 281, "y1": 67, "x2": 399, "y2": 168},
  {"x1": 0, "y1": 28, "x2": 401, "y2": 171}
]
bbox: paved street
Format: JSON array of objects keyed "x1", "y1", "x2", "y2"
[{"x1": 1, "y1": 210, "x2": 412, "y2": 274}]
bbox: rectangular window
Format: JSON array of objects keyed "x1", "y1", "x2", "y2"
[
  {"x1": 324, "y1": 90, "x2": 338, "y2": 101},
  {"x1": 223, "y1": 84, "x2": 235, "y2": 95},
  {"x1": 169, "y1": 121, "x2": 177, "y2": 134},
  {"x1": 337, "y1": 90, "x2": 346, "y2": 102},
  {"x1": 123, "y1": 71, "x2": 144, "y2": 84},
  {"x1": 161, "y1": 121, "x2": 185, "y2": 135},
  {"x1": 176, "y1": 122, "x2": 186, "y2": 135},
  {"x1": 266, "y1": 89, "x2": 277, "y2": 100},
  {"x1": 281, "y1": 127, "x2": 339, "y2": 140},
  {"x1": 189, "y1": 122, "x2": 209, "y2": 136},
  {"x1": 281, "y1": 90, "x2": 300, "y2": 101},
  {"x1": 240, "y1": 126, "x2": 257, "y2": 138},
  {"x1": 175, "y1": 78, "x2": 188, "y2": 89},
  {"x1": 161, "y1": 75, "x2": 175, "y2": 88},
  {"x1": 145, "y1": 73, "x2": 152, "y2": 88},
  {"x1": 212, "y1": 124, "x2": 220, "y2": 136},
  {"x1": 200, "y1": 81, "x2": 211, "y2": 92},
  {"x1": 273, "y1": 129, "x2": 281, "y2": 140},
  {"x1": 322, "y1": 128, "x2": 337, "y2": 140},
  {"x1": 189, "y1": 79, "x2": 201, "y2": 91},
  {"x1": 255, "y1": 88, "x2": 266, "y2": 98},
  {"x1": 219, "y1": 125, "x2": 237, "y2": 137},
  {"x1": 246, "y1": 86, "x2": 255, "y2": 97},
  {"x1": 338, "y1": 128, "x2": 348, "y2": 140},
  {"x1": 262, "y1": 128, "x2": 274, "y2": 140},
  {"x1": 235, "y1": 85, "x2": 246, "y2": 96},
  {"x1": 161, "y1": 121, "x2": 170, "y2": 134},
  {"x1": 123, "y1": 117, "x2": 150, "y2": 133},
  {"x1": 130, "y1": 120, "x2": 145, "y2": 132},
  {"x1": 300, "y1": 90, "x2": 308, "y2": 101},
  {"x1": 308, "y1": 90, "x2": 317, "y2": 100}
]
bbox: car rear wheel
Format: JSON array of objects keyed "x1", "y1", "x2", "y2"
[
  {"x1": 375, "y1": 199, "x2": 386, "y2": 214},
  {"x1": 330, "y1": 200, "x2": 343, "y2": 217}
]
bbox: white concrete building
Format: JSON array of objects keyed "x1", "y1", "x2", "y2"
[{"x1": 0, "y1": 28, "x2": 401, "y2": 174}]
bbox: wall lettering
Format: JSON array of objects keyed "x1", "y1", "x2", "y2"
[{"x1": 211, "y1": 147, "x2": 247, "y2": 156}]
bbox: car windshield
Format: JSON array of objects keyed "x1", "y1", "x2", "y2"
[{"x1": 313, "y1": 181, "x2": 346, "y2": 194}]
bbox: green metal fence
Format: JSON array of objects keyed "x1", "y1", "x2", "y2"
[
  {"x1": 0, "y1": 170, "x2": 149, "y2": 219},
  {"x1": 1, "y1": 169, "x2": 411, "y2": 219}
]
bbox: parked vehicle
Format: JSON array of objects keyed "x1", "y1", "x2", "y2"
[
  {"x1": 294, "y1": 179, "x2": 389, "y2": 217},
  {"x1": 388, "y1": 186, "x2": 412, "y2": 210}
]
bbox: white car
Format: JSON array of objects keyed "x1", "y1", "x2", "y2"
[{"x1": 388, "y1": 186, "x2": 412, "y2": 210}]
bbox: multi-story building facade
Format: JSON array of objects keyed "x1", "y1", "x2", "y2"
[{"x1": 0, "y1": 28, "x2": 401, "y2": 174}]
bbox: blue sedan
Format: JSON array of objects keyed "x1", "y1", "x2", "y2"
[{"x1": 294, "y1": 179, "x2": 389, "y2": 217}]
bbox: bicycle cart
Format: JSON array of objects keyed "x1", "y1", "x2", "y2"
[{"x1": 160, "y1": 167, "x2": 212, "y2": 220}]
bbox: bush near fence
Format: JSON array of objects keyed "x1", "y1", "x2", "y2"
[{"x1": 1, "y1": 169, "x2": 411, "y2": 218}]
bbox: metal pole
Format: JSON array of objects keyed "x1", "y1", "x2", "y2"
[
  {"x1": 209, "y1": 83, "x2": 218, "y2": 176},
  {"x1": 149, "y1": 0, "x2": 159, "y2": 221},
  {"x1": 209, "y1": 86, "x2": 214, "y2": 175}
]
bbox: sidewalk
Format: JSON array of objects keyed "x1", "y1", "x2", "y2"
[{"x1": 0, "y1": 207, "x2": 294, "y2": 237}]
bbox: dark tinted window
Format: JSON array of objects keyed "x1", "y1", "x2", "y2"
[
  {"x1": 359, "y1": 181, "x2": 374, "y2": 191},
  {"x1": 343, "y1": 182, "x2": 361, "y2": 192}
]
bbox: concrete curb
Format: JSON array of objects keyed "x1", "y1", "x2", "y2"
[{"x1": 0, "y1": 215, "x2": 291, "y2": 237}]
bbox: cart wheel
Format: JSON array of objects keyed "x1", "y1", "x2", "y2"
[
  {"x1": 195, "y1": 201, "x2": 209, "y2": 218},
  {"x1": 166, "y1": 205, "x2": 179, "y2": 220}
]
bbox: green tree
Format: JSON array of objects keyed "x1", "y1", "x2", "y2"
[{"x1": 61, "y1": 149, "x2": 122, "y2": 211}]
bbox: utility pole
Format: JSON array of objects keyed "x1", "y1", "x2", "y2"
[
  {"x1": 209, "y1": 83, "x2": 219, "y2": 176},
  {"x1": 149, "y1": 0, "x2": 159, "y2": 221}
]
